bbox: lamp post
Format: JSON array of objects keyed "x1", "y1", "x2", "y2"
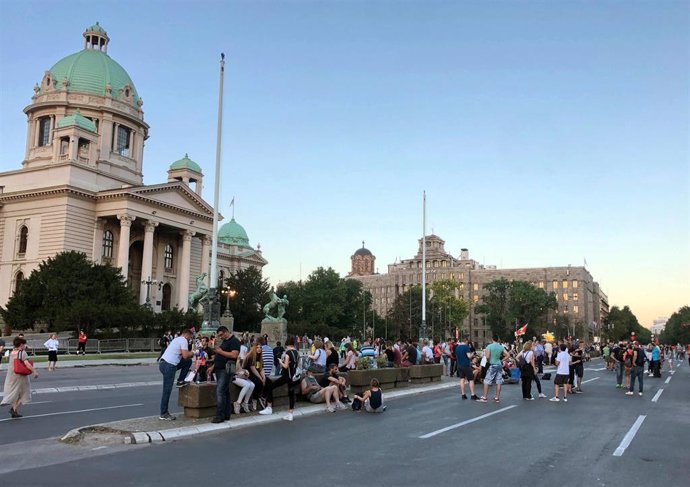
[
  {"x1": 222, "y1": 287, "x2": 236, "y2": 318},
  {"x1": 141, "y1": 276, "x2": 158, "y2": 310}
]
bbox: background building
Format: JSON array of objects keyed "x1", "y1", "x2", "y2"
[
  {"x1": 349, "y1": 235, "x2": 608, "y2": 345},
  {"x1": 650, "y1": 317, "x2": 668, "y2": 336},
  {"x1": 0, "y1": 23, "x2": 266, "y2": 313}
]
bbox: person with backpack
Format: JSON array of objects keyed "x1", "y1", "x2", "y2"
[
  {"x1": 519, "y1": 341, "x2": 536, "y2": 400},
  {"x1": 259, "y1": 335, "x2": 301, "y2": 421},
  {"x1": 611, "y1": 342, "x2": 625, "y2": 388},
  {"x1": 626, "y1": 341, "x2": 646, "y2": 396}
]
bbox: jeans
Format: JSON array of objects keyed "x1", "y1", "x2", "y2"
[
  {"x1": 536, "y1": 355, "x2": 544, "y2": 374},
  {"x1": 533, "y1": 374, "x2": 543, "y2": 394},
  {"x1": 629, "y1": 365, "x2": 644, "y2": 393},
  {"x1": 616, "y1": 362, "x2": 624, "y2": 385},
  {"x1": 215, "y1": 368, "x2": 232, "y2": 420},
  {"x1": 159, "y1": 358, "x2": 192, "y2": 416},
  {"x1": 521, "y1": 374, "x2": 533, "y2": 398}
]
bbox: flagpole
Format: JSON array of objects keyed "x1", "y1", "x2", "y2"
[{"x1": 421, "y1": 191, "x2": 427, "y2": 342}]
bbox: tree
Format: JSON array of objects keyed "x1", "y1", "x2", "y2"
[
  {"x1": 658, "y1": 306, "x2": 690, "y2": 344},
  {"x1": 223, "y1": 267, "x2": 270, "y2": 332},
  {"x1": 604, "y1": 306, "x2": 650, "y2": 343},
  {"x1": 0, "y1": 251, "x2": 139, "y2": 335},
  {"x1": 430, "y1": 279, "x2": 469, "y2": 339},
  {"x1": 386, "y1": 285, "x2": 425, "y2": 340},
  {"x1": 475, "y1": 278, "x2": 557, "y2": 341}
]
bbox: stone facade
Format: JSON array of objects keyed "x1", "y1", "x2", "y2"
[
  {"x1": 0, "y1": 23, "x2": 266, "y2": 313},
  {"x1": 349, "y1": 235, "x2": 609, "y2": 345},
  {"x1": 348, "y1": 241, "x2": 375, "y2": 276}
]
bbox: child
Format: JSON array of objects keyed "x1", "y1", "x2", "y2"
[
  {"x1": 353, "y1": 378, "x2": 386, "y2": 413},
  {"x1": 550, "y1": 343, "x2": 570, "y2": 403}
]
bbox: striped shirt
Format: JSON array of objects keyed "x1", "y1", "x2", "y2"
[{"x1": 261, "y1": 345, "x2": 274, "y2": 376}]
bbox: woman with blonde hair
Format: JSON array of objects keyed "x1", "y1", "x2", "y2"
[
  {"x1": 519, "y1": 340, "x2": 536, "y2": 400},
  {"x1": 2, "y1": 336, "x2": 38, "y2": 418},
  {"x1": 242, "y1": 342, "x2": 265, "y2": 411}
]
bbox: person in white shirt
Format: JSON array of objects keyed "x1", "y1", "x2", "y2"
[
  {"x1": 158, "y1": 329, "x2": 194, "y2": 421},
  {"x1": 550, "y1": 343, "x2": 571, "y2": 403},
  {"x1": 422, "y1": 340, "x2": 434, "y2": 364},
  {"x1": 44, "y1": 334, "x2": 59, "y2": 371}
]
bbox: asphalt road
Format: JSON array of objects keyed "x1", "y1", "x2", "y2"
[
  {"x1": 0, "y1": 364, "x2": 167, "y2": 444},
  {"x1": 1, "y1": 358, "x2": 687, "y2": 486}
]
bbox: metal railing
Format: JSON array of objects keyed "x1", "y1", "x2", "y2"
[{"x1": 23, "y1": 338, "x2": 161, "y2": 356}]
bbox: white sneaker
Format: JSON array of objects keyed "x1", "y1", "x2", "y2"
[
  {"x1": 563, "y1": 398, "x2": 568, "y2": 402},
  {"x1": 327, "y1": 405, "x2": 336, "y2": 413},
  {"x1": 539, "y1": 393, "x2": 547, "y2": 398},
  {"x1": 258, "y1": 406, "x2": 273, "y2": 415},
  {"x1": 638, "y1": 392, "x2": 643, "y2": 396},
  {"x1": 625, "y1": 391, "x2": 634, "y2": 395},
  {"x1": 283, "y1": 413, "x2": 293, "y2": 421},
  {"x1": 549, "y1": 397, "x2": 560, "y2": 402},
  {"x1": 335, "y1": 401, "x2": 347, "y2": 410}
]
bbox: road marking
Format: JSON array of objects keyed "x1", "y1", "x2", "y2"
[
  {"x1": 613, "y1": 415, "x2": 646, "y2": 457},
  {"x1": 669, "y1": 370, "x2": 675, "y2": 375},
  {"x1": 651, "y1": 389, "x2": 663, "y2": 403},
  {"x1": 582, "y1": 377, "x2": 600, "y2": 384},
  {"x1": 419, "y1": 405, "x2": 517, "y2": 439},
  {"x1": 665, "y1": 376, "x2": 671, "y2": 384},
  {"x1": 586, "y1": 367, "x2": 606, "y2": 371},
  {"x1": 0, "y1": 403, "x2": 144, "y2": 422}
]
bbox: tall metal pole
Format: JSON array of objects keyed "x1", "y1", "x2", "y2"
[{"x1": 421, "y1": 191, "x2": 427, "y2": 341}]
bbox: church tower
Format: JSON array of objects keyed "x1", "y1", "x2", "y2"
[{"x1": 349, "y1": 241, "x2": 375, "y2": 276}]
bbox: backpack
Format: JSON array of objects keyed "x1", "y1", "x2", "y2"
[
  {"x1": 518, "y1": 352, "x2": 532, "y2": 375},
  {"x1": 286, "y1": 349, "x2": 303, "y2": 382},
  {"x1": 635, "y1": 348, "x2": 646, "y2": 367}
]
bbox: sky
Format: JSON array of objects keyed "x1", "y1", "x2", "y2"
[{"x1": 1, "y1": 0, "x2": 688, "y2": 327}]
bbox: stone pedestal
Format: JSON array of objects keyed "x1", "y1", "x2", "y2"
[
  {"x1": 260, "y1": 319, "x2": 287, "y2": 347},
  {"x1": 219, "y1": 313, "x2": 234, "y2": 333}
]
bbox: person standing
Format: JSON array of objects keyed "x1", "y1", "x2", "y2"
[
  {"x1": 260, "y1": 337, "x2": 275, "y2": 378},
  {"x1": 44, "y1": 334, "x2": 59, "y2": 371},
  {"x1": 519, "y1": 341, "x2": 536, "y2": 400},
  {"x1": 572, "y1": 342, "x2": 585, "y2": 393},
  {"x1": 651, "y1": 343, "x2": 661, "y2": 377},
  {"x1": 550, "y1": 343, "x2": 570, "y2": 402},
  {"x1": 626, "y1": 341, "x2": 645, "y2": 396},
  {"x1": 208, "y1": 326, "x2": 240, "y2": 423},
  {"x1": 611, "y1": 342, "x2": 625, "y2": 388},
  {"x1": 158, "y1": 329, "x2": 194, "y2": 421},
  {"x1": 534, "y1": 340, "x2": 545, "y2": 374},
  {"x1": 2, "y1": 336, "x2": 38, "y2": 418},
  {"x1": 259, "y1": 336, "x2": 301, "y2": 421},
  {"x1": 478, "y1": 335, "x2": 509, "y2": 403},
  {"x1": 77, "y1": 330, "x2": 87, "y2": 355},
  {"x1": 455, "y1": 337, "x2": 478, "y2": 400}
]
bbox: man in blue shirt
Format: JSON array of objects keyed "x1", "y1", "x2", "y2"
[
  {"x1": 455, "y1": 337, "x2": 478, "y2": 400},
  {"x1": 651, "y1": 343, "x2": 661, "y2": 377}
]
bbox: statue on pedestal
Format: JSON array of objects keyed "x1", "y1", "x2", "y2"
[
  {"x1": 262, "y1": 291, "x2": 289, "y2": 322},
  {"x1": 188, "y1": 273, "x2": 209, "y2": 309}
]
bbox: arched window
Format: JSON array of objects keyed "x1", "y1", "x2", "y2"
[
  {"x1": 18, "y1": 226, "x2": 28, "y2": 254},
  {"x1": 14, "y1": 271, "x2": 24, "y2": 294},
  {"x1": 102, "y1": 230, "x2": 114, "y2": 258},
  {"x1": 37, "y1": 117, "x2": 51, "y2": 146},
  {"x1": 164, "y1": 244, "x2": 174, "y2": 270},
  {"x1": 161, "y1": 283, "x2": 172, "y2": 311}
]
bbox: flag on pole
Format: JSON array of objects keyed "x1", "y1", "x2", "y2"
[{"x1": 515, "y1": 323, "x2": 528, "y2": 337}]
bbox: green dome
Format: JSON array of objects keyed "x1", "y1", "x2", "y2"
[
  {"x1": 46, "y1": 47, "x2": 139, "y2": 105},
  {"x1": 218, "y1": 218, "x2": 251, "y2": 248},
  {"x1": 86, "y1": 22, "x2": 107, "y2": 35},
  {"x1": 56, "y1": 109, "x2": 97, "y2": 132},
  {"x1": 170, "y1": 154, "x2": 202, "y2": 173}
]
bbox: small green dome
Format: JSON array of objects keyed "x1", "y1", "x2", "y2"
[
  {"x1": 218, "y1": 218, "x2": 251, "y2": 248},
  {"x1": 170, "y1": 153, "x2": 202, "y2": 173},
  {"x1": 45, "y1": 25, "x2": 139, "y2": 106},
  {"x1": 56, "y1": 109, "x2": 97, "y2": 132}
]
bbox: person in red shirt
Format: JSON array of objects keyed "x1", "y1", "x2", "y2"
[{"x1": 77, "y1": 330, "x2": 87, "y2": 355}]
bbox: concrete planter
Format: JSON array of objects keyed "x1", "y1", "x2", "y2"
[
  {"x1": 347, "y1": 368, "x2": 398, "y2": 394},
  {"x1": 408, "y1": 364, "x2": 443, "y2": 384},
  {"x1": 395, "y1": 367, "x2": 410, "y2": 388}
]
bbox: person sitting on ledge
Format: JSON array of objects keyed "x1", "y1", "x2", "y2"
[
  {"x1": 353, "y1": 378, "x2": 386, "y2": 413},
  {"x1": 301, "y1": 367, "x2": 346, "y2": 412}
]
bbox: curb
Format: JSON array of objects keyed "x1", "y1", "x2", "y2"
[{"x1": 69, "y1": 380, "x2": 458, "y2": 445}]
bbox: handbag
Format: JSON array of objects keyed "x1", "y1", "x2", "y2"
[{"x1": 14, "y1": 352, "x2": 33, "y2": 376}]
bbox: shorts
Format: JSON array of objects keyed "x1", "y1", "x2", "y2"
[
  {"x1": 364, "y1": 400, "x2": 385, "y2": 413},
  {"x1": 458, "y1": 366, "x2": 474, "y2": 381},
  {"x1": 554, "y1": 374, "x2": 569, "y2": 385},
  {"x1": 48, "y1": 350, "x2": 58, "y2": 362},
  {"x1": 308, "y1": 390, "x2": 326, "y2": 404},
  {"x1": 574, "y1": 364, "x2": 584, "y2": 378},
  {"x1": 484, "y1": 364, "x2": 504, "y2": 386}
]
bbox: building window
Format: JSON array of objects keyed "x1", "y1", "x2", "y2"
[
  {"x1": 564, "y1": 304, "x2": 569, "y2": 313},
  {"x1": 562, "y1": 293, "x2": 569, "y2": 301},
  {"x1": 102, "y1": 230, "x2": 114, "y2": 258},
  {"x1": 37, "y1": 117, "x2": 51, "y2": 146},
  {"x1": 18, "y1": 226, "x2": 28, "y2": 255},
  {"x1": 473, "y1": 283, "x2": 479, "y2": 291},
  {"x1": 164, "y1": 244, "x2": 174, "y2": 270},
  {"x1": 572, "y1": 280, "x2": 578, "y2": 288},
  {"x1": 573, "y1": 305, "x2": 579, "y2": 314},
  {"x1": 473, "y1": 295, "x2": 479, "y2": 302},
  {"x1": 14, "y1": 271, "x2": 24, "y2": 294},
  {"x1": 538, "y1": 281, "x2": 544, "y2": 288},
  {"x1": 573, "y1": 293, "x2": 578, "y2": 301},
  {"x1": 459, "y1": 272, "x2": 464, "y2": 280},
  {"x1": 562, "y1": 280, "x2": 569, "y2": 289},
  {"x1": 115, "y1": 125, "x2": 131, "y2": 156},
  {"x1": 552, "y1": 280, "x2": 558, "y2": 289}
]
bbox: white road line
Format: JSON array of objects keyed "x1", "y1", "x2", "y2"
[
  {"x1": 582, "y1": 377, "x2": 600, "y2": 384},
  {"x1": 651, "y1": 389, "x2": 663, "y2": 403},
  {"x1": 613, "y1": 415, "x2": 646, "y2": 457},
  {"x1": 586, "y1": 367, "x2": 606, "y2": 371},
  {"x1": 0, "y1": 403, "x2": 144, "y2": 423},
  {"x1": 665, "y1": 376, "x2": 671, "y2": 384},
  {"x1": 419, "y1": 405, "x2": 517, "y2": 439}
]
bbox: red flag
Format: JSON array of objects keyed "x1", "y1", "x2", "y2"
[{"x1": 514, "y1": 323, "x2": 528, "y2": 337}]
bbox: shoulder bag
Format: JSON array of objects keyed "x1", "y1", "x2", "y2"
[{"x1": 14, "y1": 351, "x2": 33, "y2": 376}]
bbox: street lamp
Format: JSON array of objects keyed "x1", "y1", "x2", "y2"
[
  {"x1": 222, "y1": 287, "x2": 236, "y2": 318},
  {"x1": 141, "y1": 276, "x2": 158, "y2": 309}
]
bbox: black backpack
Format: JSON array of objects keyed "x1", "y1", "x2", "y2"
[{"x1": 635, "y1": 348, "x2": 646, "y2": 367}]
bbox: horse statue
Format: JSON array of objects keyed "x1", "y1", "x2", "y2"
[
  {"x1": 188, "y1": 273, "x2": 209, "y2": 309},
  {"x1": 263, "y1": 292, "x2": 289, "y2": 322}
]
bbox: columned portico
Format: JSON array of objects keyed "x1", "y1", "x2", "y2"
[
  {"x1": 139, "y1": 220, "x2": 158, "y2": 305},
  {"x1": 177, "y1": 230, "x2": 194, "y2": 310},
  {"x1": 117, "y1": 214, "x2": 135, "y2": 280}
]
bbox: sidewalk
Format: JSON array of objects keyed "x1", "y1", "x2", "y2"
[{"x1": 62, "y1": 375, "x2": 459, "y2": 446}]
